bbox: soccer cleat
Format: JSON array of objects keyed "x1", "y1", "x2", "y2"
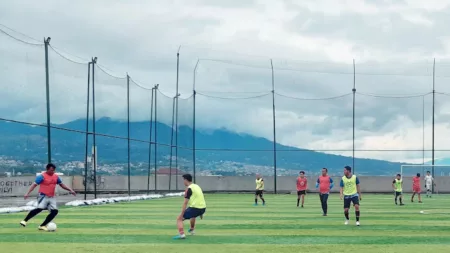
[
  {"x1": 400, "y1": 203, "x2": 405, "y2": 206},
  {"x1": 20, "y1": 221, "x2": 27, "y2": 227},
  {"x1": 419, "y1": 201, "x2": 423, "y2": 203},
  {"x1": 173, "y1": 234, "x2": 186, "y2": 240},
  {"x1": 38, "y1": 226, "x2": 48, "y2": 231},
  {"x1": 356, "y1": 221, "x2": 360, "y2": 226},
  {"x1": 322, "y1": 213, "x2": 327, "y2": 216},
  {"x1": 188, "y1": 228, "x2": 195, "y2": 235},
  {"x1": 253, "y1": 203, "x2": 258, "y2": 206},
  {"x1": 301, "y1": 205, "x2": 304, "y2": 208},
  {"x1": 263, "y1": 202, "x2": 265, "y2": 206},
  {"x1": 345, "y1": 220, "x2": 349, "y2": 225}
]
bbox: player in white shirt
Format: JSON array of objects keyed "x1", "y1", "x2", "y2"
[{"x1": 424, "y1": 171, "x2": 436, "y2": 198}]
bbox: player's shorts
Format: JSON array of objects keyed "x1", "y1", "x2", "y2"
[
  {"x1": 395, "y1": 191, "x2": 402, "y2": 197},
  {"x1": 413, "y1": 187, "x2": 421, "y2": 193},
  {"x1": 297, "y1": 190, "x2": 306, "y2": 195},
  {"x1": 255, "y1": 190, "x2": 263, "y2": 196},
  {"x1": 183, "y1": 207, "x2": 206, "y2": 220},
  {"x1": 343, "y1": 195, "x2": 359, "y2": 209},
  {"x1": 426, "y1": 184, "x2": 432, "y2": 191},
  {"x1": 37, "y1": 194, "x2": 57, "y2": 210}
]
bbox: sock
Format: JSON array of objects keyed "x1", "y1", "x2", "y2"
[
  {"x1": 40, "y1": 210, "x2": 58, "y2": 227},
  {"x1": 190, "y1": 226, "x2": 195, "y2": 230},
  {"x1": 355, "y1": 211, "x2": 360, "y2": 221},
  {"x1": 178, "y1": 227, "x2": 184, "y2": 235},
  {"x1": 297, "y1": 199, "x2": 300, "y2": 206},
  {"x1": 24, "y1": 208, "x2": 43, "y2": 222},
  {"x1": 399, "y1": 197, "x2": 403, "y2": 204},
  {"x1": 261, "y1": 198, "x2": 265, "y2": 204},
  {"x1": 344, "y1": 211, "x2": 349, "y2": 220},
  {"x1": 395, "y1": 196, "x2": 398, "y2": 203},
  {"x1": 255, "y1": 199, "x2": 257, "y2": 204},
  {"x1": 324, "y1": 204, "x2": 328, "y2": 214}
]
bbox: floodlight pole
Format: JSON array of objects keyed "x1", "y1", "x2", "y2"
[
  {"x1": 92, "y1": 57, "x2": 98, "y2": 199},
  {"x1": 147, "y1": 87, "x2": 155, "y2": 194},
  {"x1": 154, "y1": 84, "x2": 159, "y2": 192},
  {"x1": 44, "y1": 37, "x2": 52, "y2": 163},
  {"x1": 432, "y1": 58, "x2": 436, "y2": 193},
  {"x1": 270, "y1": 59, "x2": 277, "y2": 194},
  {"x1": 193, "y1": 60, "x2": 199, "y2": 183},
  {"x1": 84, "y1": 60, "x2": 92, "y2": 200},
  {"x1": 352, "y1": 59, "x2": 356, "y2": 173}
]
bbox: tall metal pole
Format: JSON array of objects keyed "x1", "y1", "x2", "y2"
[
  {"x1": 84, "y1": 62, "x2": 91, "y2": 200},
  {"x1": 168, "y1": 96, "x2": 177, "y2": 190},
  {"x1": 147, "y1": 88, "x2": 154, "y2": 194},
  {"x1": 154, "y1": 84, "x2": 159, "y2": 192},
  {"x1": 193, "y1": 60, "x2": 199, "y2": 183},
  {"x1": 175, "y1": 46, "x2": 180, "y2": 190},
  {"x1": 352, "y1": 59, "x2": 356, "y2": 173},
  {"x1": 92, "y1": 57, "x2": 98, "y2": 199},
  {"x1": 270, "y1": 59, "x2": 277, "y2": 194},
  {"x1": 127, "y1": 74, "x2": 131, "y2": 196},
  {"x1": 432, "y1": 58, "x2": 435, "y2": 192},
  {"x1": 422, "y1": 95, "x2": 425, "y2": 165},
  {"x1": 44, "y1": 37, "x2": 52, "y2": 163}
]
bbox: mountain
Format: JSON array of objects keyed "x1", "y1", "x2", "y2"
[{"x1": 0, "y1": 118, "x2": 407, "y2": 175}]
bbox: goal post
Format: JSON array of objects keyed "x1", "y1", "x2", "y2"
[{"x1": 400, "y1": 165, "x2": 450, "y2": 194}]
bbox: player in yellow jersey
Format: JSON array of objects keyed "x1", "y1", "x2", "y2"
[
  {"x1": 340, "y1": 166, "x2": 362, "y2": 226},
  {"x1": 392, "y1": 174, "x2": 405, "y2": 206},
  {"x1": 254, "y1": 174, "x2": 266, "y2": 206},
  {"x1": 174, "y1": 174, "x2": 206, "y2": 240}
]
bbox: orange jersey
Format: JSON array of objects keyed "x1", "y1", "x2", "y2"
[{"x1": 296, "y1": 177, "x2": 307, "y2": 191}]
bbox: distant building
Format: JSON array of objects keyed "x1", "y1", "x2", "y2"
[{"x1": 156, "y1": 168, "x2": 186, "y2": 175}]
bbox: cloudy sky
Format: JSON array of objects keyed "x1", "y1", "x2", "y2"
[{"x1": 2, "y1": 0, "x2": 450, "y2": 163}]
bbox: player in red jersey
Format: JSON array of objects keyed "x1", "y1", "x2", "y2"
[
  {"x1": 296, "y1": 171, "x2": 308, "y2": 208},
  {"x1": 316, "y1": 168, "x2": 334, "y2": 216},
  {"x1": 411, "y1": 173, "x2": 422, "y2": 203}
]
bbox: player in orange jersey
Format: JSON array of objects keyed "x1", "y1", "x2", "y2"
[
  {"x1": 20, "y1": 163, "x2": 76, "y2": 231},
  {"x1": 296, "y1": 171, "x2": 308, "y2": 208},
  {"x1": 411, "y1": 173, "x2": 422, "y2": 203}
]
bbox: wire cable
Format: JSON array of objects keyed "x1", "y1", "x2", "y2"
[
  {"x1": 49, "y1": 45, "x2": 88, "y2": 65},
  {"x1": 356, "y1": 91, "x2": 432, "y2": 98},
  {"x1": 0, "y1": 27, "x2": 44, "y2": 46},
  {"x1": 196, "y1": 91, "x2": 271, "y2": 99},
  {"x1": 275, "y1": 92, "x2": 352, "y2": 100}
]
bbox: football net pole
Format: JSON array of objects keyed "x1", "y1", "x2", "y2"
[{"x1": 400, "y1": 165, "x2": 450, "y2": 194}]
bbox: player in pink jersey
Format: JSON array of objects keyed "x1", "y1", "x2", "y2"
[
  {"x1": 20, "y1": 163, "x2": 76, "y2": 231},
  {"x1": 296, "y1": 171, "x2": 308, "y2": 208},
  {"x1": 316, "y1": 168, "x2": 334, "y2": 216},
  {"x1": 411, "y1": 173, "x2": 422, "y2": 203}
]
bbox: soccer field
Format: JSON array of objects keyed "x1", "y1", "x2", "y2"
[{"x1": 1, "y1": 193, "x2": 450, "y2": 253}]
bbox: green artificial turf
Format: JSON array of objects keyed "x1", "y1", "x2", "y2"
[{"x1": 1, "y1": 193, "x2": 449, "y2": 253}]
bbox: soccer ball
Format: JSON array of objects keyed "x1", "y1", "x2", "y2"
[
  {"x1": 47, "y1": 222, "x2": 57, "y2": 232},
  {"x1": 419, "y1": 211, "x2": 424, "y2": 214}
]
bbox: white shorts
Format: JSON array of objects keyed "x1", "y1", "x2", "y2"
[
  {"x1": 426, "y1": 185, "x2": 432, "y2": 191},
  {"x1": 37, "y1": 195, "x2": 58, "y2": 210}
]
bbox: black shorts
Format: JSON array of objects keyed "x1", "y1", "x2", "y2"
[
  {"x1": 297, "y1": 190, "x2": 306, "y2": 196},
  {"x1": 343, "y1": 196, "x2": 359, "y2": 208},
  {"x1": 183, "y1": 207, "x2": 206, "y2": 220},
  {"x1": 395, "y1": 191, "x2": 402, "y2": 197},
  {"x1": 255, "y1": 190, "x2": 263, "y2": 196}
]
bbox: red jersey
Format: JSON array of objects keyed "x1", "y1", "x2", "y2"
[
  {"x1": 317, "y1": 175, "x2": 332, "y2": 194},
  {"x1": 412, "y1": 176, "x2": 421, "y2": 190},
  {"x1": 296, "y1": 177, "x2": 307, "y2": 191}
]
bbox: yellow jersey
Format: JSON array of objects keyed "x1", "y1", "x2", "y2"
[
  {"x1": 393, "y1": 179, "x2": 402, "y2": 192},
  {"x1": 186, "y1": 183, "x2": 206, "y2": 209},
  {"x1": 256, "y1": 178, "x2": 264, "y2": 190},
  {"x1": 341, "y1": 175, "x2": 358, "y2": 196}
]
